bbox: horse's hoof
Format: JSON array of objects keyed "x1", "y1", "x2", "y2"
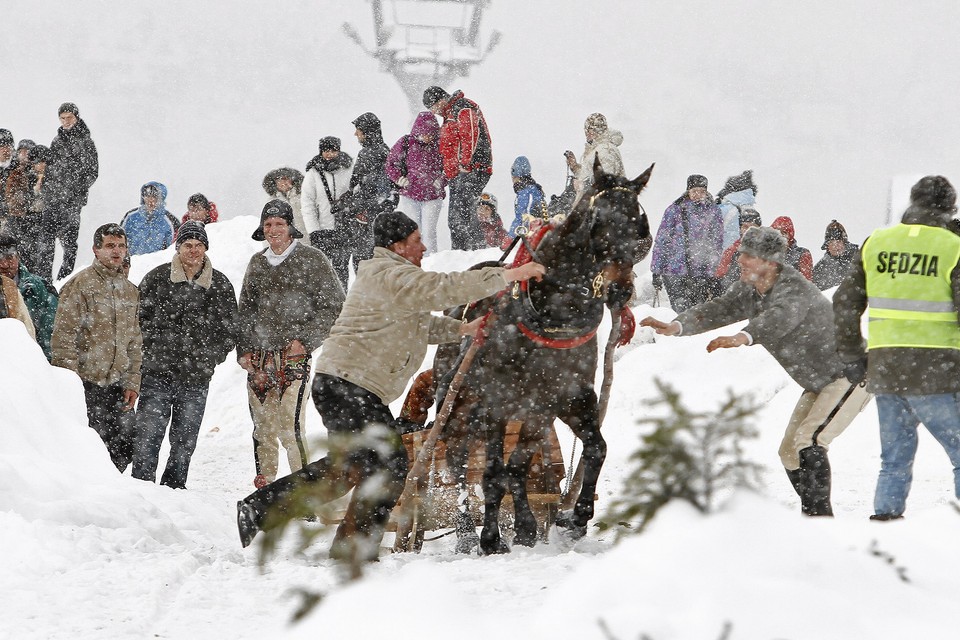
[
  {"x1": 479, "y1": 532, "x2": 510, "y2": 555},
  {"x1": 555, "y1": 510, "x2": 588, "y2": 540}
]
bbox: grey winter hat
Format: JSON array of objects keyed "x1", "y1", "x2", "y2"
[
  {"x1": 176, "y1": 220, "x2": 209, "y2": 250},
  {"x1": 28, "y1": 145, "x2": 51, "y2": 164},
  {"x1": 739, "y1": 207, "x2": 762, "y2": 227},
  {"x1": 374, "y1": 210, "x2": 418, "y2": 248},
  {"x1": 686, "y1": 174, "x2": 709, "y2": 190},
  {"x1": 0, "y1": 129, "x2": 13, "y2": 147},
  {"x1": 909, "y1": 175, "x2": 957, "y2": 212},
  {"x1": 58, "y1": 102, "x2": 79, "y2": 117},
  {"x1": 739, "y1": 226, "x2": 787, "y2": 264},
  {"x1": 422, "y1": 86, "x2": 450, "y2": 109},
  {"x1": 253, "y1": 199, "x2": 303, "y2": 241},
  {"x1": 16, "y1": 139, "x2": 35, "y2": 152}
]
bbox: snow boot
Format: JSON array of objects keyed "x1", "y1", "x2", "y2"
[
  {"x1": 797, "y1": 445, "x2": 834, "y2": 517},
  {"x1": 237, "y1": 500, "x2": 260, "y2": 548},
  {"x1": 454, "y1": 510, "x2": 480, "y2": 554}
]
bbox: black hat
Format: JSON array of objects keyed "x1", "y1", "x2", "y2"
[
  {"x1": 422, "y1": 86, "x2": 450, "y2": 109},
  {"x1": 739, "y1": 207, "x2": 762, "y2": 227},
  {"x1": 687, "y1": 174, "x2": 708, "y2": 190},
  {"x1": 740, "y1": 226, "x2": 786, "y2": 264},
  {"x1": 58, "y1": 102, "x2": 79, "y2": 117},
  {"x1": 176, "y1": 220, "x2": 209, "y2": 250},
  {"x1": 352, "y1": 112, "x2": 381, "y2": 135},
  {"x1": 821, "y1": 220, "x2": 848, "y2": 249},
  {"x1": 318, "y1": 136, "x2": 341, "y2": 153},
  {"x1": 910, "y1": 175, "x2": 957, "y2": 212},
  {"x1": 16, "y1": 139, "x2": 35, "y2": 152},
  {"x1": 374, "y1": 211, "x2": 418, "y2": 248},
  {"x1": 28, "y1": 145, "x2": 51, "y2": 164},
  {"x1": 141, "y1": 183, "x2": 161, "y2": 198},
  {"x1": 0, "y1": 129, "x2": 13, "y2": 147},
  {"x1": 253, "y1": 199, "x2": 303, "y2": 241},
  {"x1": 187, "y1": 193, "x2": 211, "y2": 210},
  {"x1": 0, "y1": 233, "x2": 17, "y2": 257}
]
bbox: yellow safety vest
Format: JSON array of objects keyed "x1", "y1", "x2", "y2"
[{"x1": 863, "y1": 223, "x2": 960, "y2": 350}]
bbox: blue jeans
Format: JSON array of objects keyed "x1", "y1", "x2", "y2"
[
  {"x1": 874, "y1": 393, "x2": 960, "y2": 516},
  {"x1": 132, "y1": 373, "x2": 210, "y2": 489}
]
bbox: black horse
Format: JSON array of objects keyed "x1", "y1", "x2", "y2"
[{"x1": 464, "y1": 159, "x2": 654, "y2": 554}]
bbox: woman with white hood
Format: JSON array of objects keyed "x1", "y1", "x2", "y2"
[{"x1": 564, "y1": 112, "x2": 625, "y2": 202}]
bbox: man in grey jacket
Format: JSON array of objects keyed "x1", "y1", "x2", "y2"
[
  {"x1": 640, "y1": 226, "x2": 870, "y2": 516},
  {"x1": 237, "y1": 211, "x2": 545, "y2": 562}
]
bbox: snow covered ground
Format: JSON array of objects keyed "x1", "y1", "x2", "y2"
[{"x1": 3, "y1": 218, "x2": 960, "y2": 640}]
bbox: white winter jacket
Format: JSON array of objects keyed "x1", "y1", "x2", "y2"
[
  {"x1": 301, "y1": 165, "x2": 353, "y2": 234},
  {"x1": 575, "y1": 128, "x2": 625, "y2": 196}
]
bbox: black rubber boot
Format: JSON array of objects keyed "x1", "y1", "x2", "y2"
[{"x1": 798, "y1": 445, "x2": 834, "y2": 517}]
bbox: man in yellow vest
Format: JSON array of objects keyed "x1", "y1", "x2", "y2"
[{"x1": 834, "y1": 175, "x2": 960, "y2": 520}]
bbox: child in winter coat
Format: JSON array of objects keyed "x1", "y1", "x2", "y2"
[
  {"x1": 385, "y1": 112, "x2": 446, "y2": 254},
  {"x1": 120, "y1": 181, "x2": 181, "y2": 256},
  {"x1": 476, "y1": 193, "x2": 510, "y2": 250},
  {"x1": 509, "y1": 156, "x2": 546, "y2": 237},
  {"x1": 771, "y1": 215, "x2": 813, "y2": 281},
  {"x1": 715, "y1": 170, "x2": 758, "y2": 250},
  {"x1": 181, "y1": 193, "x2": 219, "y2": 226}
]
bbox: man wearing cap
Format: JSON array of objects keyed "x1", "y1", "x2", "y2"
[
  {"x1": 0, "y1": 233, "x2": 57, "y2": 360},
  {"x1": 238, "y1": 199, "x2": 345, "y2": 488},
  {"x1": 423, "y1": 86, "x2": 493, "y2": 251},
  {"x1": 813, "y1": 220, "x2": 859, "y2": 291},
  {"x1": 301, "y1": 136, "x2": 355, "y2": 289},
  {"x1": 715, "y1": 207, "x2": 763, "y2": 291},
  {"x1": 834, "y1": 175, "x2": 960, "y2": 520},
  {"x1": 49, "y1": 103, "x2": 98, "y2": 280},
  {"x1": 132, "y1": 221, "x2": 238, "y2": 489},
  {"x1": 52, "y1": 223, "x2": 141, "y2": 472},
  {"x1": 236, "y1": 210, "x2": 546, "y2": 562},
  {"x1": 641, "y1": 226, "x2": 871, "y2": 517}
]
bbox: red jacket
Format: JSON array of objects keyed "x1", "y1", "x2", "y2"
[
  {"x1": 715, "y1": 239, "x2": 741, "y2": 278},
  {"x1": 180, "y1": 201, "x2": 219, "y2": 226},
  {"x1": 438, "y1": 91, "x2": 493, "y2": 180}
]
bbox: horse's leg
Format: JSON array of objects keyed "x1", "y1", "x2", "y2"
[
  {"x1": 479, "y1": 413, "x2": 510, "y2": 555},
  {"x1": 557, "y1": 387, "x2": 606, "y2": 534},
  {"x1": 506, "y1": 416, "x2": 546, "y2": 547}
]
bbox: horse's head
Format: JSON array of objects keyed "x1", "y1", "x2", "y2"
[{"x1": 581, "y1": 158, "x2": 654, "y2": 306}]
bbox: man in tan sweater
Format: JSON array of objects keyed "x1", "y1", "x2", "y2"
[{"x1": 238, "y1": 211, "x2": 545, "y2": 562}]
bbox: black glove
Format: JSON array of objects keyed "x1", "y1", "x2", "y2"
[
  {"x1": 843, "y1": 358, "x2": 867, "y2": 385},
  {"x1": 651, "y1": 273, "x2": 663, "y2": 290}
]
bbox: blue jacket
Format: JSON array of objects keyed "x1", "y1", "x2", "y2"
[
  {"x1": 717, "y1": 188, "x2": 756, "y2": 250},
  {"x1": 510, "y1": 184, "x2": 545, "y2": 237},
  {"x1": 120, "y1": 181, "x2": 180, "y2": 255}
]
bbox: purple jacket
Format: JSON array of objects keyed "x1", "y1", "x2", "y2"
[
  {"x1": 386, "y1": 112, "x2": 446, "y2": 202},
  {"x1": 650, "y1": 196, "x2": 724, "y2": 277}
]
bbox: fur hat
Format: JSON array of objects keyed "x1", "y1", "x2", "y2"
[
  {"x1": 28, "y1": 145, "x2": 51, "y2": 164},
  {"x1": 176, "y1": 220, "x2": 209, "y2": 250},
  {"x1": 16, "y1": 139, "x2": 35, "y2": 152},
  {"x1": 318, "y1": 136, "x2": 341, "y2": 153},
  {"x1": 352, "y1": 112, "x2": 381, "y2": 135},
  {"x1": 58, "y1": 102, "x2": 79, "y2": 117},
  {"x1": 374, "y1": 211, "x2": 418, "y2": 248},
  {"x1": 478, "y1": 192, "x2": 498, "y2": 214},
  {"x1": 0, "y1": 129, "x2": 13, "y2": 147},
  {"x1": 821, "y1": 220, "x2": 848, "y2": 249},
  {"x1": 511, "y1": 156, "x2": 532, "y2": 178},
  {"x1": 423, "y1": 86, "x2": 450, "y2": 109},
  {"x1": 739, "y1": 226, "x2": 786, "y2": 264},
  {"x1": 910, "y1": 175, "x2": 956, "y2": 212},
  {"x1": 739, "y1": 207, "x2": 762, "y2": 227},
  {"x1": 584, "y1": 113, "x2": 608, "y2": 133},
  {"x1": 687, "y1": 174, "x2": 709, "y2": 190},
  {"x1": 252, "y1": 199, "x2": 303, "y2": 241}
]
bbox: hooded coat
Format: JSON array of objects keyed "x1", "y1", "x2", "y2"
[
  {"x1": 770, "y1": 216, "x2": 813, "y2": 281},
  {"x1": 812, "y1": 222, "x2": 859, "y2": 290},
  {"x1": 49, "y1": 118, "x2": 98, "y2": 208},
  {"x1": 120, "y1": 182, "x2": 181, "y2": 255},
  {"x1": 15, "y1": 263, "x2": 58, "y2": 360},
  {"x1": 385, "y1": 112, "x2": 446, "y2": 202},
  {"x1": 575, "y1": 128, "x2": 625, "y2": 195}
]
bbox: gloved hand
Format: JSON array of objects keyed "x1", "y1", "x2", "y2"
[
  {"x1": 433, "y1": 179, "x2": 444, "y2": 190},
  {"x1": 397, "y1": 176, "x2": 411, "y2": 188},
  {"x1": 616, "y1": 307, "x2": 636, "y2": 347},
  {"x1": 843, "y1": 358, "x2": 867, "y2": 385},
  {"x1": 651, "y1": 273, "x2": 663, "y2": 290},
  {"x1": 254, "y1": 474, "x2": 268, "y2": 489}
]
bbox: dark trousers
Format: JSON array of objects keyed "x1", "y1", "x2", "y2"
[
  {"x1": 311, "y1": 228, "x2": 372, "y2": 291},
  {"x1": 132, "y1": 373, "x2": 210, "y2": 489},
  {"x1": 83, "y1": 380, "x2": 135, "y2": 472},
  {"x1": 447, "y1": 170, "x2": 489, "y2": 251},
  {"x1": 241, "y1": 374, "x2": 408, "y2": 559},
  {"x1": 662, "y1": 274, "x2": 721, "y2": 313},
  {"x1": 7, "y1": 213, "x2": 48, "y2": 281},
  {"x1": 37, "y1": 203, "x2": 81, "y2": 282}
]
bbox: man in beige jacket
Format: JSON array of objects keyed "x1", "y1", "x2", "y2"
[
  {"x1": 238, "y1": 211, "x2": 545, "y2": 562},
  {"x1": 52, "y1": 223, "x2": 141, "y2": 471}
]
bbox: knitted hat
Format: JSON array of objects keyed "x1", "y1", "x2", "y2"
[
  {"x1": 0, "y1": 233, "x2": 17, "y2": 257},
  {"x1": 58, "y1": 102, "x2": 79, "y2": 117},
  {"x1": 187, "y1": 193, "x2": 211, "y2": 210},
  {"x1": 739, "y1": 207, "x2": 762, "y2": 227},
  {"x1": 821, "y1": 220, "x2": 848, "y2": 249},
  {"x1": 910, "y1": 175, "x2": 956, "y2": 212},
  {"x1": 28, "y1": 145, "x2": 51, "y2": 164},
  {"x1": 176, "y1": 220, "x2": 209, "y2": 250},
  {"x1": 423, "y1": 86, "x2": 450, "y2": 109},
  {"x1": 687, "y1": 174, "x2": 709, "y2": 190},
  {"x1": 16, "y1": 139, "x2": 35, "y2": 152},
  {"x1": 478, "y1": 192, "x2": 498, "y2": 214},
  {"x1": 0, "y1": 129, "x2": 13, "y2": 147},
  {"x1": 739, "y1": 226, "x2": 786, "y2": 264},
  {"x1": 511, "y1": 156, "x2": 532, "y2": 178},
  {"x1": 318, "y1": 136, "x2": 341, "y2": 153},
  {"x1": 374, "y1": 211, "x2": 418, "y2": 248},
  {"x1": 252, "y1": 199, "x2": 303, "y2": 241},
  {"x1": 584, "y1": 113, "x2": 608, "y2": 133},
  {"x1": 352, "y1": 112, "x2": 381, "y2": 135}
]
